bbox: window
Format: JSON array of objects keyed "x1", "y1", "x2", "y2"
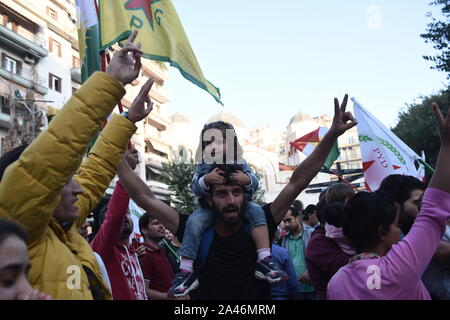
[
  {"x1": 0, "y1": 95, "x2": 10, "y2": 114},
  {"x1": 1, "y1": 54, "x2": 21, "y2": 75},
  {"x1": 5, "y1": 17, "x2": 18, "y2": 32},
  {"x1": 49, "y1": 73, "x2": 62, "y2": 92},
  {"x1": 47, "y1": 7, "x2": 58, "y2": 20},
  {"x1": 348, "y1": 135, "x2": 355, "y2": 145},
  {"x1": 72, "y1": 56, "x2": 80, "y2": 69},
  {"x1": 349, "y1": 147, "x2": 359, "y2": 159},
  {"x1": 49, "y1": 38, "x2": 62, "y2": 57}
]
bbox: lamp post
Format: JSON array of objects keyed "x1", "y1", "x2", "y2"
[{"x1": 13, "y1": 98, "x2": 54, "y2": 140}]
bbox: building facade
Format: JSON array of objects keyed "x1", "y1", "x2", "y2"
[
  {"x1": 0, "y1": 0, "x2": 175, "y2": 201},
  {"x1": 0, "y1": 0, "x2": 49, "y2": 153}
]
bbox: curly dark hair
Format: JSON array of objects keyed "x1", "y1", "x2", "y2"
[
  {"x1": 378, "y1": 174, "x2": 426, "y2": 205},
  {"x1": 378, "y1": 174, "x2": 426, "y2": 234}
]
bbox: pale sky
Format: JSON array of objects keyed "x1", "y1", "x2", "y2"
[{"x1": 163, "y1": 0, "x2": 448, "y2": 134}]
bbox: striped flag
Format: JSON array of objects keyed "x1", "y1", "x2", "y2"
[
  {"x1": 290, "y1": 127, "x2": 340, "y2": 170},
  {"x1": 75, "y1": 0, "x2": 101, "y2": 82}
]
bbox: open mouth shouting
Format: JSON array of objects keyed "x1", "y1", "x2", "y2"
[{"x1": 222, "y1": 205, "x2": 239, "y2": 220}]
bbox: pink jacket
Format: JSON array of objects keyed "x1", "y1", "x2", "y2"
[{"x1": 328, "y1": 188, "x2": 450, "y2": 300}]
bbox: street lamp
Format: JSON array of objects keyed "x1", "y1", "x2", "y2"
[{"x1": 13, "y1": 98, "x2": 54, "y2": 140}]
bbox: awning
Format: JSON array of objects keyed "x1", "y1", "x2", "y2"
[
  {"x1": 146, "y1": 138, "x2": 171, "y2": 155},
  {"x1": 146, "y1": 165, "x2": 163, "y2": 175}
]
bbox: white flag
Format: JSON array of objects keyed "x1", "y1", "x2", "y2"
[
  {"x1": 352, "y1": 98, "x2": 425, "y2": 191},
  {"x1": 128, "y1": 199, "x2": 144, "y2": 243}
]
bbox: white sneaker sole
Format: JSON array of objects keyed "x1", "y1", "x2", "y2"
[
  {"x1": 169, "y1": 279, "x2": 199, "y2": 298},
  {"x1": 255, "y1": 271, "x2": 287, "y2": 284}
]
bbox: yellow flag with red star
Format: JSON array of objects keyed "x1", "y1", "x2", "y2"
[{"x1": 99, "y1": 0, "x2": 222, "y2": 105}]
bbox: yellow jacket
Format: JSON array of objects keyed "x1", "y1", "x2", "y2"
[{"x1": 0, "y1": 72, "x2": 136, "y2": 299}]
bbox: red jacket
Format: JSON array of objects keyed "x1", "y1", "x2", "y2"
[{"x1": 91, "y1": 181, "x2": 147, "y2": 300}]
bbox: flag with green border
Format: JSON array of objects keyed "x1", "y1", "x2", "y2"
[{"x1": 98, "y1": 0, "x2": 222, "y2": 105}]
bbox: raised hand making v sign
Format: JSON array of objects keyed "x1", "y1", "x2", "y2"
[
  {"x1": 329, "y1": 94, "x2": 358, "y2": 138},
  {"x1": 270, "y1": 93, "x2": 358, "y2": 224}
]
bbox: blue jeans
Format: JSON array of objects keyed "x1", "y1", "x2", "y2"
[{"x1": 179, "y1": 201, "x2": 267, "y2": 259}]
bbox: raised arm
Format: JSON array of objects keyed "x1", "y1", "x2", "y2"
[
  {"x1": 0, "y1": 31, "x2": 143, "y2": 246},
  {"x1": 117, "y1": 157, "x2": 180, "y2": 234},
  {"x1": 0, "y1": 73, "x2": 124, "y2": 246},
  {"x1": 429, "y1": 102, "x2": 450, "y2": 194},
  {"x1": 91, "y1": 180, "x2": 130, "y2": 260},
  {"x1": 271, "y1": 94, "x2": 357, "y2": 224},
  {"x1": 73, "y1": 78, "x2": 155, "y2": 229},
  {"x1": 382, "y1": 102, "x2": 450, "y2": 285}
]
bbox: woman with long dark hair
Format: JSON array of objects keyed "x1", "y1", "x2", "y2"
[{"x1": 327, "y1": 102, "x2": 450, "y2": 299}]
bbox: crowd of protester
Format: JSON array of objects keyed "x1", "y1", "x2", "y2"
[{"x1": 0, "y1": 30, "x2": 449, "y2": 300}]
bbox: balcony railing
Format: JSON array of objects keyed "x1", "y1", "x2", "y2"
[
  {"x1": 0, "y1": 25, "x2": 48, "y2": 60},
  {"x1": 0, "y1": 67, "x2": 48, "y2": 95}
]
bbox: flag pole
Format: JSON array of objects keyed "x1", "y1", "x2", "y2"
[
  {"x1": 417, "y1": 158, "x2": 435, "y2": 174},
  {"x1": 90, "y1": 0, "x2": 131, "y2": 151},
  {"x1": 102, "y1": 17, "x2": 131, "y2": 151},
  {"x1": 93, "y1": 0, "x2": 106, "y2": 73},
  {"x1": 328, "y1": 168, "x2": 359, "y2": 191},
  {"x1": 85, "y1": 0, "x2": 105, "y2": 153},
  {"x1": 93, "y1": 0, "x2": 123, "y2": 114}
]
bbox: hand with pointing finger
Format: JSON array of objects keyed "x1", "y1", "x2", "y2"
[
  {"x1": 106, "y1": 30, "x2": 143, "y2": 85},
  {"x1": 128, "y1": 78, "x2": 155, "y2": 123}
]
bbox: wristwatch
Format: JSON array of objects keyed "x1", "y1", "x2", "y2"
[{"x1": 120, "y1": 111, "x2": 129, "y2": 120}]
